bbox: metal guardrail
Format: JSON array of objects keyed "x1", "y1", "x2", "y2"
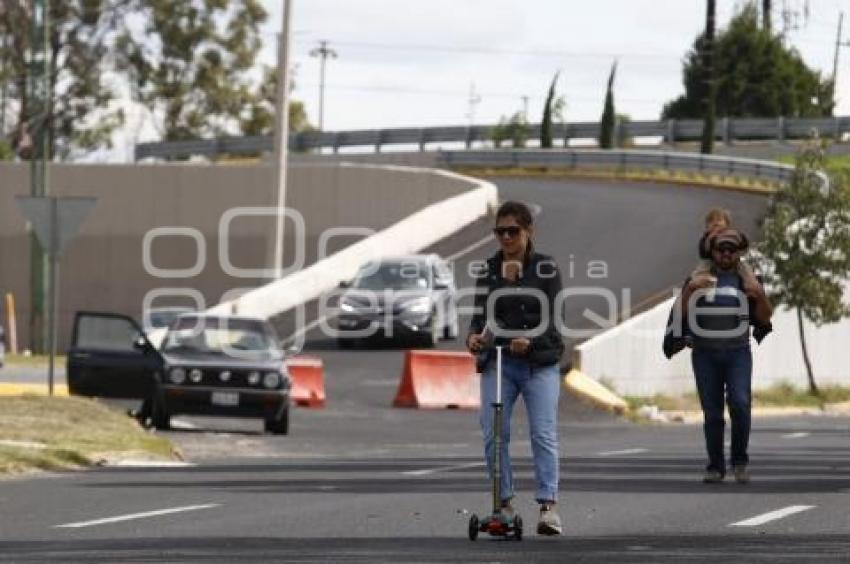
[
  {"x1": 436, "y1": 149, "x2": 796, "y2": 185},
  {"x1": 135, "y1": 116, "x2": 850, "y2": 161}
]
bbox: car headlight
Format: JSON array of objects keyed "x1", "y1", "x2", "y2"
[
  {"x1": 402, "y1": 298, "x2": 431, "y2": 314},
  {"x1": 248, "y1": 371, "x2": 261, "y2": 385},
  {"x1": 263, "y1": 372, "x2": 281, "y2": 389},
  {"x1": 189, "y1": 368, "x2": 203, "y2": 383},
  {"x1": 169, "y1": 367, "x2": 186, "y2": 385},
  {"x1": 219, "y1": 370, "x2": 232, "y2": 383},
  {"x1": 340, "y1": 301, "x2": 355, "y2": 313}
]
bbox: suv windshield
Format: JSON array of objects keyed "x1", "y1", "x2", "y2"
[
  {"x1": 162, "y1": 317, "x2": 277, "y2": 354},
  {"x1": 352, "y1": 262, "x2": 431, "y2": 291}
]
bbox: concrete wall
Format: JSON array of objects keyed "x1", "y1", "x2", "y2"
[
  {"x1": 0, "y1": 162, "x2": 475, "y2": 350},
  {"x1": 576, "y1": 285, "x2": 850, "y2": 396}
]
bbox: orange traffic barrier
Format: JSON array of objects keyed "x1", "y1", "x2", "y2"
[
  {"x1": 286, "y1": 355, "x2": 326, "y2": 408},
  {"x1": 393, "y1": 350, "x2": 480, "y2": 409}
]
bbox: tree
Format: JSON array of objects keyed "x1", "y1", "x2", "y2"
[
  {"x1": 119, "y1": 0, "x2": 271, "y2": 141},
  {"x1": 700, "y1": 0, "x2": 717, "y2": 154},
  {"x1": 540, "y1": 71, "x2": 559, "y2": 149},
  {"x1": 598, "y1": 61, "x2": 617, "y2": 149},
  {"x1": 757, "y1": 140, "x2": 850, "y2": 394},
  {"x1": 663, "y1": 4, "x2": 833, "y2": 120},
  {"x1": 491, "y1": 112, "x2": 529, "y2": 148},
  {"x1": 0, "y1": 1, "x2": 134, "y2": 159},
  {"x1": 240, "y1": 65, "x2": 313, "y2": 137}
]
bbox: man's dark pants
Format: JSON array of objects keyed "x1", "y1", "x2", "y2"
[{"x1": 691, "y1": 345, "x2": 753, "y2": 474}]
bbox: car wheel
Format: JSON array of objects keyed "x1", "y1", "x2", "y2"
[
  {"x1": 443, "y1": 309, "x2": 459, "y2": 339},
  {"x1": 421, "y1": 314, "x2": 439, "y2": 348},
  {"x1": 151, "y1": 394, "x2": 171, "y2": 431},
  {"x1": 265, "y1": 406, "x2": 289, "y2": 435}
]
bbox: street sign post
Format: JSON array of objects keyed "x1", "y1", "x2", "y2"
[{"x1": 15, "y1": 196, "x2": 97, "y2": 395}]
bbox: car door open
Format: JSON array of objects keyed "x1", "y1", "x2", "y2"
[{"x1": 67, "y1": 311, "x2": 162, "y2": 399}]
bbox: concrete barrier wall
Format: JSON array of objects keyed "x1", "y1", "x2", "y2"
[
  {"x1": 0, "y1": 162, "x2": 482, "y2": 350},
  {"x1": 576, "y1": 285, "x2": 850, "y2": 396}
]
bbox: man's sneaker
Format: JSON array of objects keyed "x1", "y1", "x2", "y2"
[
  {"x1": 733, "y1": 465, "x2": 750, "y2": 484},
  {"x1": 703, "y1": 469, "x2": 724, "y2": 483},
  {"x1": 537, "y1": 503, "x2": 563, "y2": 536}
]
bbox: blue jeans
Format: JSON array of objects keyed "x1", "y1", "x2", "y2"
[
  {"x1": 479, "y1": 356, "x2": 560, "y2": 503},
  {"x1": 691, "y1": 346, "x2": 753, "y2": 474}
]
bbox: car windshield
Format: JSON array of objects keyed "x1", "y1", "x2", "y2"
[
  {"x1": 162, "y1": 317, "x2": 277, "y2": 354},
  {"x1": 147, "y1": 309, "x2": 191, "y2": 329},
  {"x1": 352, "y1": 262, "x2": 430, "y2": 291}
]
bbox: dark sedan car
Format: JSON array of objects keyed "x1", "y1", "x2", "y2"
[{"x1": 67, "y1": 312, "x2": 292, "y2": 434}]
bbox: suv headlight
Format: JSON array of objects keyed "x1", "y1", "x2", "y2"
[
  {"x1": 263, "y1": 372, "x2": 281, "y2": 389},
  {"x1": 248, "y1": 371, "x2": 261, "y2": 385},
  {"x1": 189, "y1": 368, "x2": 203, "y2": 383},
  {"x1": 340, "y1": 300, "x2": 355, "y2": 313},
  {"x1": 169, "y1": 367, "x2": 186, "y2": 385}
]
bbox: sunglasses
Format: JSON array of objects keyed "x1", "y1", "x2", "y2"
[
  {"x1": 714, "y1": 245, "x2": 739, "y2": 255},
  {"x1": 493, "y1": 226, "x2": 522, "y2": 238}
]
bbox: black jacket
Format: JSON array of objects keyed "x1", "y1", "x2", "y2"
[{"x1": 468, "y1": 251, "x2": 565, "y2": 372}]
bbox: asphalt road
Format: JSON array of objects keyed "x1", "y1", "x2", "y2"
[{"x1": 6, "y1": 178, "x2": 846, "y2": 562}]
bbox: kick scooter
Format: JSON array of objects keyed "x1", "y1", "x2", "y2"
[{"x1": 468, "y1": 345, "x2": 523, "y2": 541}]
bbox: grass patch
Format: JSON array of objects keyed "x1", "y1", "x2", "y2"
[
  {"x1": 777, "y1": 153, "x2": 850, "y2": 176},
  {"x1": 753, "y1": 382, "x2": 850, "y2": 408},
  {"x1": 0, "y1": 395, "x2": 176, "y2": 475},
  {"x1": 452, "y1": 166, "x2": 778, "y2": 193},
  {"x1": 3, "y1": 353, "x2": 67, "y2": 367}
]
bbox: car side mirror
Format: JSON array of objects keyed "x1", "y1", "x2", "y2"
[{"x1": 133, "y1": 336, "x2": 153, "y2": 354}]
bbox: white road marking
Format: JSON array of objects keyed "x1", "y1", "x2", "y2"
[
  {"x1": 56, "y1": 504, "x2": 220, "y2": 529},
  {"x1": 729, "y1": 505, "x2": 815, "y2": 527},
  {"x1": 446, "y1": 235, "x2": 495, "y2": 263},
  {"x1": 104, "y1": 460, "x2": 196, "y2": 468},
  {"x1": 597, "y1": 448, "x2": 649, "y2": 457},
  {"x1": 781, "y1": 432, "x2": 810, "y2": 439},
  {"x1": 403, "y1": 462, "x2": 484, "y2": 476},
  {"x1": 169, "y1": 418, "x2": 199, "y2": 431}
]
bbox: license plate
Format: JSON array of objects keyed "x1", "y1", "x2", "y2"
[{"x1": 211, "y1": 391, "x2": 239, "y2": 406}]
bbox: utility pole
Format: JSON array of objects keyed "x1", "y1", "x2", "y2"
[
  {"x1": 700, "y1": 0, "x2": 717, "y2": 154},
  {"x1": 520, "y1": 95, "x2": 529, "y2": 121},
  {"x1": 832, "y1": 12, "x2": 850, "y2": 107},
  {"x1": 309, "y1": 39, "x2": 337, "y2": 131},
  {"x1": 465, "y1": 82, "x2": 481, "y2": 127},
  {"x1": 763, "y1": 0, "x2": 772, "y2": 32},
  {"x1": 29, "y1": 0, "x2": 50, "y2": 352},
  {"x1": 272, "y1": 0, "x2": 293, "y2": 279}
]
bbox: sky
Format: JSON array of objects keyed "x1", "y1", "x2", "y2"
[
  {"x1": 109, "y1": 0, "x2": 850, "y2": 161},
  {"x1": 259, "y1": 0, "x2": 850, "y2": 131}
]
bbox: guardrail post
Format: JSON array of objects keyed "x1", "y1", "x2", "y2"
[
  {"x1": 666, "y1": 119, "x2": 676, "y2": 145},
  {"x1": 375, "y1": 131, "x2": 382, "y2": 153},
  {"x1": 419, "y1": 129, "x2": 426, "y2": 152},
  {"x1": 333, "y1": 133, "x2": 340, "y2": 154},
  {"x1": 834, "y1": 117, "x2": 841, "y2": 141},
  {"x1": 563, "y1": 124, "x2": 571, "y2": 148},
  {"x1": 722, "y1": 117, "x2": 731, "y2": 146},
  {"x1": 776, "y1": 117, "x2": 785, "y2": 143}
]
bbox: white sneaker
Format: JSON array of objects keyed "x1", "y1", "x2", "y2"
[{"x1": 537, "y1": 503, "x2": 562, "y2": 535}]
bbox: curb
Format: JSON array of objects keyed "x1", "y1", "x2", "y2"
[
  {"x1": 0, "y1": 383, "x2": 69, "y2": 397},
  {"x1": 659, "y1": 404, "x2": 850, "y2": 424},
  {"x1": 563, "y1": 369, "x2": 629, "y2": 415}
]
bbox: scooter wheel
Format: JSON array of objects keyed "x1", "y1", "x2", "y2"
[
  {"x1": 468, "y1": 514, "x2": 479, "y2": 541},
  {"x1": 514, "y1": 514, "x2": 523, "y2": 541}
]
